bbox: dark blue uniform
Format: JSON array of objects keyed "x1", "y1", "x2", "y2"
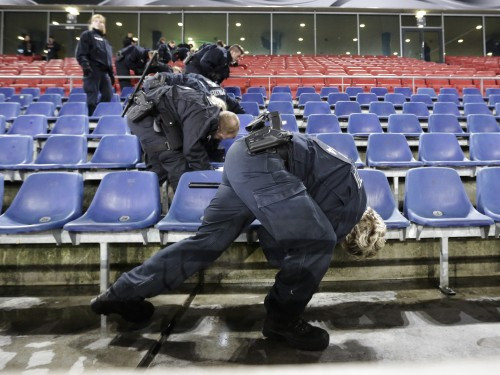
[
  {"x1": 110, "y1": 134, "x2": 367, "y2": 323},
  {"x1": 185, "y1": 44, "x2": 231, "y2": 84},
  {"x1": 76, "y1": 28, "x2": 114, "y2": 115}
]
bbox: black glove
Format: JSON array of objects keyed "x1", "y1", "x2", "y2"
[{"x1": 83, "y1": 66, "x2": 93, "y2": 76}]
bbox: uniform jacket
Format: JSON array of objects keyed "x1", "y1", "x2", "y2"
[
  {"x1": 76, "y1": 28, "x2": 113, "y2": 72},
  {"x1": 185, "y1": 44, "x2": 231, "y2": 84}
]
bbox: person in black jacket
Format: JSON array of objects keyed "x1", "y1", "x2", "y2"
[
  {"x1": 75, "y1": 14, "x2": 114, "y2": 116},
  {"x1": 185, "y1": 43, "x2": 244, "y2": 84},
  {"x1": 45, "y1": 36, "x2": 61, "y2": 60},
  {"x1": 18, "y1": 35, "x2": 35, "y2": 56},
  {"x1": 127, "y1": 85, "x2": 240, "y2": 189}
]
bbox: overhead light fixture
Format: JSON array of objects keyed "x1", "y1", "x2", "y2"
[
  {"x1": 487, "y1": 52, "x2": 493, "y2": 56},
  {"x1": 393, "y1": 52, "x2": 398, "y2": 55},
  {"x1": 52, "y1": 21, "x2": 59, "y2": 25},
  {"x1": 244, "y1": 51, "x2": 249, "y2": 54},
  {"x1": 235, "y1": 23, "x2": 241, "y2": 27},
  {"x1": 346, "y1": 51, "x2": 351, "y2": 55},
  {"x1": 75, "y1": 37, "x2": 80, "y2": 40},
  {"x1": 240, "y1": 37, "x2": 245, "y2": 41},
  {"x1": 476, "y1": 25, "x2": 483, "y2": 30},
  {"x1": 458, "y1": 39, "x2": 464, "y2": 43},
  {"x1": 298, "y1": 37, "x2": 303, "y2": 41},
  {"x1": 65, "y1": 6, "x2": 79, "y2": 16},
  {"x1": 132, "y1": 37, "x2": 138, "y2": 42},
  {"x1": 359, "y1": 24, "x2": 365, "y2": 28},
  {"x1": 416, "y1": 10, "x2": 426, "y2": 28},
  {"x1": 300, "y1": 23, "x2": 306, "y2": 27},
  {"x1": 353, "y1": 38, "x2": 358, "y2": 42},
  {"x1": 115, "y1": 22, "x2": 122, "y2": 27},
  {"x1": 405, "y1": 38, "x2": 411, "y2": 43},
  {"x1": 297, "y1": 51, "x2": 302, "y2": 54},
  {"x1": 17, "y1": 35, "x2": 25, "y2": 41},
  {"x1": 187, "y1": 37, "x2": 193, "y2": 41},
  {"x1": 177, "y1": 22, "x2": 183, "y2": 26},
  {"x1": 416, "y1": 10, "x2": 427, "y2": 18}
]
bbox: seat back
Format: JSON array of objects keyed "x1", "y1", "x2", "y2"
[
  {"x1": 52, "y1": 115, "x2": 89, "y2": 135},
  {"x1": 467, "y1": 114, "x2": 500, "y2": 133},
  {"x1": 34, "y1": 135, "x2": 87, "y2": 165},
  {"x1": 489, "y1": 94, "x2": 500, "y2": 107},
  {"x1": 470, "y1": 133, "x2": 500, "y2": 162},
  {"x1": 476, "y1": 167, "x2": 500, "y2": 219},
  {"x1": 0, "y1": 115, "x2": 5, "y2": 134},
  {"x1": 463, "y1": 88, "x2": 481, "y2": 96},
  {"x1": 370, "y1": 87, "x2": 388, "y2": 97},
  {"x1": 295, "y1": 86, "x2": 316, "y2": 99},
  {"x1": 384, "y1": 93, "x2": 406, "y2": 106},
  {"x1": 305, "y1": 114, "x2": 341, "y2": 134},
  {"x1": 9, "y1": 94, "x2": 33, "y2": 108},
  {"x1": 403, "y1": 102, "x2": 430, "y2": 117},
  {"x1": 358, "y1": 169, "x2": 398, "y2": 219},
  {"x1": 419, "y1": 133, "x2": 466, "y2": 162},
  {"x1": 67, "y1": 93, "x2": 87, "y2": 102},
  {"x1": 45, "y1": 87, "x2": 65, "y2": 97},
  {"x1": 279, "y1": 114, "x2": 299, "y2": 132},
  {"x1": 463, "y1": 94, "x2": 484, "y2": 104},
  {"x1": 267, "y1": 101, "x2": 294, "y2": 115},
  {"x1": 303, "y1": 101, "x2": 330, "y2": 118},
  {"x1": 320, "y1": 87, "x2": 339, "y2": 99},
  {"x1": 272, "y1": 86, "x2": 292, "y2": 95},
  {"x1": 241, "y1": 93, "x2": 265, "y2": 107},
  {"x1": 224, "y1": 86, "x2": 242, "y2": 99},
  {"x1": 410, "y1": 94, "x2": 433, "y2": 106},
  {"x1": 356, "y1": 92, "x2": 377, "y2": 106},
  {"x1": 366, "y1": 133, "x2": 414, "y2": 163},
  {"x1": 327, "y1": 92, "x2": 350, "y2": 106},
  {"x1": 428, "y1": 114, "x2": 464, "y2": 133},
  {"x1": 236, "y1": 114, "x2": 255, "y2": 134},
  {"x1": 345, "y1": 87, "x2": 363, "y2": 97},
  {"x1": 246, "y1": 86, "x2": 267, "y2": 99},
  {"x1": 416, "y1": 87, "x2": 437, "y2": 99},
  {"x1": 0, "y1": 135, "x2": 33, "y2": 165},
  {"x1": 38, "y1": 94, "x2": 63, "y2": 108},
  {"x1": 92, "y1": 102, "x2": 123, "y2": 117},
  {"x1": 8, "y1": 115, "x2": 48, "y2": 136},
  {"x1": 298, "y1": 93, "x2": 321, "y2": 108},
  {"x1": 394, "y1": 87, "x2": 412, "y2": 99},
  {"x1": 440, "y1": 88, "x2": 459, "y2": 97},
  {"x1": 347, "y1": 113, "x2": 383, "y2": 135},
  {"x1": 92, "y1": 115, "x2": 129, "y2": 135},
  {"x1": 0, "y1": 102, "x2": 21, "y2": 120},
  {"x1": 437, "y1": 94, "x2": 460, "y2": 106},
  {"x1": 432, "y1": 102, "x2": 460, "y2": 116},
  {"x1": 464, "y1": 103, "x2": 491, "y2": 116},
  {"x1": 89, "y1": 135, "x2": 141, "y2": 165},
  {"x1": 369, "y1": 102, "x2": 396, "y2": 117},
  {"x1": 58, "y1": 102, "x2": 88, "y2": 117},
  {"x1": 120, "y1": 86, "x2": 135, "y2": 100},
  {"x1": 387, "y1": 114, "x2": 423, "y2": 135},
  {"x1": 240, "y1": 101, "x2": 260, "y2": 116},
  {"x1": 0, "y1": 87, "x2": 15, "y2": 100},
  {"x1": 25, "y1": 102, "x2": 55, "y2": 117},
  {"x1": 269, "y1": 92, "x2": 293, "y2": 102},
  {"x1": 0, "y1": 175, "x2": 3, "y2": 212},
  {"x1": 20, "y1": 87, "x2": 40, "y2": 99},
  {"x1": 335, "y1": 101, "x2": 362, "y2": 117},
  {"x1": 315, "y1": 133, "x2": 361, "y2": 164}
]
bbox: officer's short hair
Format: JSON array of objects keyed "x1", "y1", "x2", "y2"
[
  {"x1": 229, "y1": 44, "x2": 244, "y2": 55},
  {"x1": 218, "y1": 111, "x2": 240, "y2": 137},
  {"x1": 341, "y1": 207, "x2": 386, "y2": 259}
]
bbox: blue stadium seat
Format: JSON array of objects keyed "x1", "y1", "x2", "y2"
[
  {"x1": 488, "y1": 94, "x2": 500, "y2": 107},
  {"x1": 463, "y1": 94, "x2": 484, "y2": 104},
  {"x1": 298, "y1": 93, "x2": 321, "y2": 108},
  {"x1": 327, "y1": 92, "x2": 350, "y2": 107},
  {"x1": 437, "y1": 94, "x2": 460, "y2": 106},
  {"x1": 0, "y1": 172, "x2": 83, "y2": 234},
  {"x1": 224, "y1": 86, "x2": 242, "y2": 99},
  {"x1": 267, "y1": 101, "x2": 294, "y2": 115},
  {"x1": 366, "y1": 133, "x2": 422, "y2": 168},
  {"x1": 416, "y1": 87, "x2": 437, "y2": 99},
  {"x1": 486, "y1": 88, "x2": 500, "y2": 97},
  {"x1": 369, "y1": 102, "x2": 396, "y2": 119},
  {"x1": 38, "y1": 93, "x2": 62, "y2": 109},
  {"x1": 269, "y1": 92, "x2": 293, "y2": 102},
  {"x1": 25, "y1": 102, "x2": 55, "y2": 117},
  {"x1": 295, "y1": 86, "x2": 316, "y2": 99},
  {"x1": 418, "y1": 133, "x2": 479, "y2": 166},
  {"x1": 470, "y1": 133, "x2": 500, "y2": 165},
  {"x1": 9, "y1": 94, "x2": 33, "y2": 109},
  {"x1": 387, "y1": 114, "x2": 423, "y2": 137},
  {"x1": 279, "y1": 114, "x2": 299, "y2": 132},
  {"x1": 440, "y1": 88, "x2": 459, "y2": 97},
  {"x1": 0, "y1": 87, "x2": 15, "y2": 100},
  {"x1": 432, "y1": 102, "x2": 461, "y2": 117},
  {"x1": 462, "y1": 87, "x2": 482, "y2": 96},
  {"x1": 90, "y1": 102, "x2": 123, "y2": 119},
  {"x1": 45, "y1": 87, "x2": 65, "y2": 97},
  {"x1": 247, "y1": 86, "x2": 267, "y2": 99},
  {"x1": 302, "y1": 101, "x2": 331, "y2": 119},
  {"x1": 111, "y1": 93, "x2": 121, "y2": 103},
  {"x1": 357, "y1": 169, "x2": 410, "y2": 229},
  {"x1": 335, "y1": 101, "x2": 362, "y2": 119},
  {"x1": 345, "y1": 86, "x2": 363, "y2": 97},
  {"x1": 467, "y1": 114, "x2": 500, "y2": 133},
  {"x1": 7, "y1": 115, "x2": 48, "y2": 137},
  {"x1": 0, "y1": 135, "x2": 33, "y2": 169},
  {"x1": 155, "y1": 170, "x2": 222, "y2": 232},
  {"x1": 320, "y1": 87, "x2": 339, "y2": 99},
  {"x1": 0, "y1": 93, "x2": 5, "y2": 103},
  {"x1": 41, "y1": 115, "x2": 89, "y2": 137},
  {"x1": 305, "y1": 114, "x2": 341, "y2": 134},
  {"x1": 20, "y1": 87, "x2": 40, "y2": 100},
  {"x1": 0, "y1": 175, "x2": 3, "y2": 213},
  {"x1": 476, "y1": 167, "x2": 500, "y2": 229},
  {"x1": 0, "y1": 115, "x2": 5, "y2": 134},
  {"x1": 347, "y1": 113, "x2": 383, "y2": 137},
  {"x1": 67, "y1": 93, "x2": 87, "y2": 103},
  {"x1": 241, "y1": 93, "x2": 265, "y2": 108},
  {"x1": 410, "y1": 94, "x2": 433, "y2": 108},
  {"x1": 428, "y1": 114, "x2": 467, "y2": 136},
  {"x1": 58, "y1": 102, "x2": 88, "y2": 117},
  {"x1": 356, "y1": 92, "x2": 378, "y2": 107},
  {"x1": 370, "y1": 87, "x2": 388, "y2": 98},
  {"x1": 239, "y1": 101, "x2": 259, "y2": 116},
  {"x1": 315, "y1": 133, "x2": 364, "y2": 167},
  {"x1": 0, "y1": 102, "x2": 21, "y2": 121},
  {"x1": 210, "y1": 134, "x2": 243, "y2": 168},
  {"x1": 384, "y1": 92, "x2": 406, "y2": 107},
  {"x1": 402, "y1": 102, "x2": 429, "y2": 119},
  {"x1": 21, "y1": 135, "x2": 87, "y2": 170},
  {"x1": 496, "y1": 103, "x2": 500, "y2": 116},
  {"x1": 69, "y1": 87, "x2": 85, "y2": 95},
  {"x1": 78, "y1": 135, "x2": 140, "y2": 169},
  {"x1": 393, "y1": 87, "x2": 412, "y2": 99},
  {"x1": 464, "y1": 103, "x2": 491, "y2": 116},
  {"x1": 272, "y1": 86, "x2": 292, "y2": 95},
  {"x1": 120, "y1": 86, "x2": 135, "y2": 101},
  {"x1": 236, "y1": 114, "x2": 254, "y2": 134},
  {"x1": 89, "y1": 115, "x2": 129, "y2": 138},
  {"x1": 64, "y1": 171, "x2": 161, "y2": 232}
]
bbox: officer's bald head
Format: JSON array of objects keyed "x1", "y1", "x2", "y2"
[{"x1": 216, "y1": 111, "x2": 239, "y2": 140}]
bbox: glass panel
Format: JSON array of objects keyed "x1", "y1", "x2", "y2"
[
  {"x1": 228, "y1": 13, "x2": 270, "y2": 55},
  {"x1": 100, "y1": 13, "x2": 138, "y2": 52},
  {"x1": 316, "y1": 14, "x2": 357, "y2": 55},
  {"x1": 359, "y1": 15, "x2": 400, "y2": 57},
  {"x1": 424, "y1": 30, "x2": 442, "y2": 63},
  {"x1": 272, "y1": 13, "x2": 314, "y2": 55},
  {"x1": 184, "y1": 13, "x2": 226, "y2": 51},
  {"x1": 140, "y1": 13, "x2": 182, "y2": 50},
  {"x1": 3, "y1": 11, "x2": 47, "y2": 55},
  {"x1": 50, "y1": 11, "x2": 93, "y2": 26},
  {"x1": 403, "y1": 30, "x2": 422, "y2": 60},
  {"x1": 485, "y1": 17, "x2": 500, "y2": 56},
  {"x1": 401, "y1": 15, "x2": 441, "y2": 27},
  {"x1": 49, "y1": 25, "x2": 87, "y2": 59},
  {"x1": 444, "y1": 16, "x2": 483, "y2": 56}
]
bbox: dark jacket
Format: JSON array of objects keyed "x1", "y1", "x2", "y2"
[
  {"x1": 184, "y1": 44, "x2": 231, "y2": 84},
  {"x1": 45, "y1": 41, "x2": 61, "y2": 60},
  {"x1": 18, "y1": 41, "x2": 35, "y2": 56},
  {"x1": 76, "y1": 28, "x2": 113, "y2": 72},
  {"x1": 157, "y1": 43, "x2": 172, "y2": 64}
]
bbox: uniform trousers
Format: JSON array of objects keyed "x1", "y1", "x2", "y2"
[{"x1": 83, "y1": 66, "x2": 113, "y2": 116}]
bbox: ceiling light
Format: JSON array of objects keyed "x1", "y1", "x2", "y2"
[
  {"x1": 17, "y1": 35, "x2": 24, "y2": 41},
  {"x1": 405, "y1": 38, "x2": 411, "y2": 43},
  {"x1": 487, "y1": 52, "x2": 493, "y2": 56},
  {"x1": 240, "y1": 37, "x2": 245, "y2": 41},
  {"x1": 298, "y1": 37, "x2": 303, "y2": 41},
  {"x1": 458, "y1": 39, "x2": 463, "y2": 43},
  {"x1": 476, "y1": 25, "x2": 482, "y2": 30},
  {"x1": 75, "y1": 37, "x2": 80, "y2": 41},
  {"x1": 353, "y1": 38, "x2": 358, "y2": 42},
  {"x1": 346, "y1": 51, "x2": 351, "y2": 55},
  {"x1": 393, "y1": 52, "x2": 398, "y2": 55},
  {"x1": 244, "y1": 51, "x2": 249, "y2": 54},
  {"x1": 132, "y1": 37, "x2": 138, "y2": 41},
  {"x1": 65, "y1": 7, "x2": 79, "y2": 15},
  {"x1": 115, "y1": 22, "x2": 122, "y2": 27},
  {"x1": 418, "y1": 25, "x2": 424, "y2": 28},
  {"x1": 177, "y1": 22, "x2": 183, "y2": 27},
  {"x1": 416, "y1": 10, "x2": 427, "y2": 18},
  {"x1": 187, "y1": 37, "x2": 193, "y2": 41},
  {"x1": 236, "y1": 23, "x2": 241, "y2": 27},
  {"x1": 297, "y1": 51, "x2": 302, "y2": 54},
  {"x1": 300, "y1": 23, "x2": 306, "y2": 27},
  {"x1": 359, "y1": 24, "x2": 365, "y2": 28},
  {"x1": 52, "y1": 21, "x2": 59, "y2": 25}
]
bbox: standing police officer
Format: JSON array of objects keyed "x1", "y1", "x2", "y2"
[
  {"x1": 90, "y1": 113, "x2": 387, "y2": 351},
  {"x1": 76, "y1": 14, "x2": 114, "y2": 116},
  {"x1": 185, "y1": 43, "x2": 244, "y2": 84}
]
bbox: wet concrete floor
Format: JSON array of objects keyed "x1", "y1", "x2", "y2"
[{"x1": 1, "y1": 280, "x2": 500, "y2": 373}]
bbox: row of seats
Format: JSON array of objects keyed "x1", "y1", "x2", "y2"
[{"x1": 0, "y1": 86, "x2": 133, "y2": 101}]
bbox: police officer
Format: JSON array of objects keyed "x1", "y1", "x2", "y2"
[
  {"x1": 76, "y1": 14, "x2": 114, "y2": 116},
  {"x1": 143, "y1": 72, "x2": 245, "y2": 114},
  {"x1": 185, "y1": 43, "x2": 244, "y2": 84},
  {"x1": 115, "y1": 45, "x2": 172, "y2": 90},
  {"x1": 90, "y1": 114, "x2": 387, "y2": 351},
  {"x1": 127, "y1": 84, "x2": 240, "y2": 190}
]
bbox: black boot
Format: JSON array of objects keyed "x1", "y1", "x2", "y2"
[
  {"x1": 90, "y1": 289, "x2": 155, "y2": 323},
  {"x1": 262, "y1": 316, "x2": 329, "y2": 351}
]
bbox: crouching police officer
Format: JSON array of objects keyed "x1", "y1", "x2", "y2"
[
  {"x1": 90, "y1": 112, "x2": 387, "y2": 351},
  {"x1": 126, "y1": 83, "x2": 239, "y2": 190}
]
